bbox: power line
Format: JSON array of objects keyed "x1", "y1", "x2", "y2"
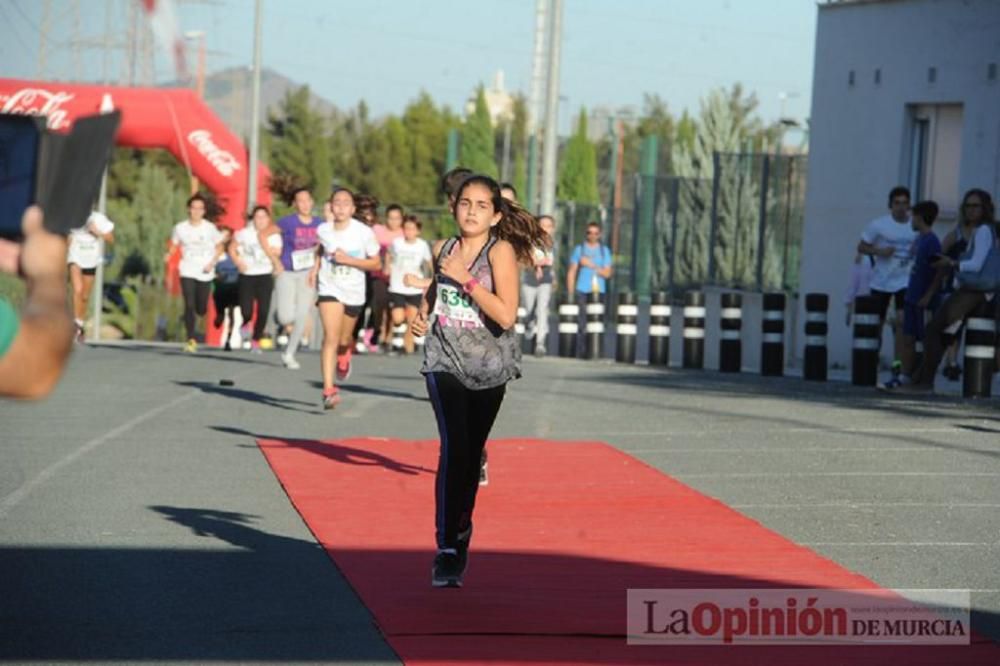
[{"x1": 0, "y1": 5, "x2": 34, "y2": 54}]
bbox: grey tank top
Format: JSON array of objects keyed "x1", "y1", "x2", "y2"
[{"x1": 420, "y1": 236, "x2": 522, "y2": 390}]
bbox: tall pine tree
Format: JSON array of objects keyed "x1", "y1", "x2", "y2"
[
  {"x1": 460, "y1": 87, "x2": 498, "y2": 177},
  {"x1": 558, "y1": 108, "x2": 599, "y2": 204},
  {"x1": 264, "y1": 86, "x2": 332, "y2": 205}
]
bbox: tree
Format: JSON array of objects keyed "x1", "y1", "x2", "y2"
[
  {"x1": 558, "y1": 108, "x2": 599, "y2": 204},
  {"x1": 668, "y1": 85, "x2": 781, "y2": 289},
  {"x1": 108, "y1": 162, "x2": 186, "y2": 283},
  {"x1": 264, "y1": 86, "x2": 332, "y2": 204},
  {"x1": 460, "y1": 86, "x2": 498, "y2": 177}
]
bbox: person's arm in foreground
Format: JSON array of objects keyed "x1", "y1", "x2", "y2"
[{"x1": 0, "y1": 206, "x2": 74, "y2": 399}]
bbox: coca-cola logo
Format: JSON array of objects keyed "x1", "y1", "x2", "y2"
[
  {"x1": 0, "y1": 88, "x2": 75, "y2": 130},
  {"x1": 188, "y1": 130, "x2": 241, "y2": 178}
]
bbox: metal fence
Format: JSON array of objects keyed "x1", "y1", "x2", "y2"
[{"x1": 553, "y1": 152, "x2": 807, "y2": 302}]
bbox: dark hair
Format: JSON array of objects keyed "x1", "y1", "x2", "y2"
[
  {"x1": 911, "y1": 200, "x2": 939, "y2": 226},
  {"x1": 270, "y1": 173, "x2": 312, "y2": 207},
  {"x1": 959, "y1": 188, "x2": 996, "y2": 227},
  {"x1": 586, "y1": 221, "x2": 602, "y2": 231},
  {"x1": 887, "y1": 186, "x2": 911, "y2": 207},
  {"x1": 386, "y1": 203, "x2": 404, "y2": 216},
  {"x1": 441, "y1": 167, "x2": 473, "y2": 199},
  {"x1": 248, "y1": 205, "x2": 271, "y2": 220},
  {"x1": 454, "y1": 174, "x2": 550, "y2": 266},
  {"x1": 188, "y1": 192, "x2": 225, "y2": 220},
  {"x1": 500, "y1": 182, "x2": 517, "y2": 197},
  {"x1": 402, "y1": 214, "x2": 422, "y2": 230},
  {"x1": 329, "y1": 187, "x2": 355, "y2": 204},
  {"x1": 354, "y1": 193, "x2": 378, "y2": 211}
]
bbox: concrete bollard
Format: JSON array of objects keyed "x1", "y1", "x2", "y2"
[
  {"x1": 852, "y1": 295, "x2": 880, "y2": 386},
  {"x1": 962, "y1": 300, "x2": 997, "y2": 398},
  {"x1": 585, "y1": 292, "x2": 605, "y2": 360},
  {"x1": 718, "y1": 292, "x2": 742, "y2": 373},
  {"x1": 803, "y1": 293, "x2": 828, "y2": 381},
  {"x1": 648, "y1": 292, "x2": 671, "y2": 367},
  {"x1": 761, "y1": 292, "x2": 786, "y2": 376},
  {"x1": 682, "y1": 291, "x2": 705, "y2": 369},
  {"x1": 615, "y1": 292, "x2": 638, "y2": 364},
  {"x1": 558, "y1": 302, "x2": 578, "y2": 358}
]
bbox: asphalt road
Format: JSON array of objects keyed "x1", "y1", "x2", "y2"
[{"x1": 2, "y1": 342, "x2": 998, "y2": 664}]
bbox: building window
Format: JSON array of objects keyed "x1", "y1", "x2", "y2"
[
  {"x1": 907, "y1": 104, "x2": 963, "y2": 218},
  {"x1": 928, "y1": 66, "x2": 937, "y2": 83},
  {"x1": 874, "y1": 68, "x2": 881, "y2": 85},
  {"x1": 848, "y1": 70, "x2": 855, "y2": 86}
]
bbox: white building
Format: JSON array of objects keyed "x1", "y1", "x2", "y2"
[
  {"x1": 466, "y1": 70, "x2": 515, "y2": 125},
  {"x1": 798, "y1": 0, "x2": 1000, "y2": 368}
]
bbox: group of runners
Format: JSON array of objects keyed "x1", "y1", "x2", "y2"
[{"x1": 64, "y1": 168, "x2": 555, "y2": 587}]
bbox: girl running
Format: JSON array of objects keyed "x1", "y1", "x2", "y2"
[
  {"x1": 310, "y1": 188, "x2": 380, "y2": 410},
  {"x1": 386, "y1": 214, "x2": 432, "y2": 354},
  {"x1": 166, "y1": 194, "x2": 227, "y2": 352},
  {"x1": 67, "y1": 211, "x2": 114, "y2": 342},
  {"x1": 373, "y1": 203, "x2": 406, "y2": 350},
  {"x1": 411, "y1": 174, "x2": 548, "y2": 587},
  {"x1": 232, "y1": 206, "x2": 283, "y2": 352},
  {"x1": 275, "y1": 186, "x2": 322, "y2": 370}
]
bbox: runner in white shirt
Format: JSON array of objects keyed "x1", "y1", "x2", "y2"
[
  {"x1": 386, "y1": 215, "x2": 432, "y2": 354},
  {"x1": 857, "y1": 186, "x2": 914, "y2": 383},
  {"x1": 67, "y1": 211, "x2": 114, "y2": 342},
  {"x1": 231, "y1": 205, "x2": 283, "y2": 352},
  {"x1": 308, "y1": 188, "x2": 380, "y2": 409},
  {"x1": 166, "y1": 194, "x2": 227, "y2": 352}
]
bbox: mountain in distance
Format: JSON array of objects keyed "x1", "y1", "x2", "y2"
[{"x1": 196, "y1": 66, "x2": 338, "y2": 141}]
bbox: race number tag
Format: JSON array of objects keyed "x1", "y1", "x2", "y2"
[
  {"x1": 74, "y1": 236, "x2": 100, "y2": 265},
  {"x1": 433, "y1": 284, "x2": 481, "y2": 325},
  {"x1": 291, "y1": 247, "x2": 317, "y2": 271}
]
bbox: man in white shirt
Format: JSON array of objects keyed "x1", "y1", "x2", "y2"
[{"x1": 857, "y1": 186, "x2": 914, "y2": 382}]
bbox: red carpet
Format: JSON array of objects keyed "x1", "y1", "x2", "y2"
[{"x1": 256, "y1": 436, "x2": 997, "y2": 665}]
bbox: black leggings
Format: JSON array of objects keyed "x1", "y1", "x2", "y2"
[
  {"x1": 425, "y1": 372, "x2": 506, "y2": 550},
  {"x1": 369, "y1": 278, "x2": 389, "y2": 344},
  {"x1": 181, "y1": 277, "x2": 211, "y2": 341},
  {"x1": 238, "y1": 274, "x2": 274, "y2": 340}
]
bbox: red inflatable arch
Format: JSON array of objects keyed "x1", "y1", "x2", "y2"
[
  {"x1": 0, "y1": 79, "x2": 273, "y2": 346},
  {"x1": 0, "y1": 79, "x2": 271, "y2": 226}
]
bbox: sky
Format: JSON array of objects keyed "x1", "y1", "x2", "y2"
[{"x1": 0, "y1": 0, "x2": 818, "y2": 134}]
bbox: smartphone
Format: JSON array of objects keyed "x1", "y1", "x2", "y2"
[
  {"x1": 0, "y1": 114, "x2": 45, "y2": 241},
  {"x1": 0, "y1": 111, "x2": 121, "y2": 241}
]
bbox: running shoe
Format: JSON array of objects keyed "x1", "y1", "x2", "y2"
[
  {"x1": 281, "y1": 352, "x2": 301, "y2": 370},
  {"x1": 250, "y1": 340, "x2": 263, "y2": 354},
  {"x1": 322, "y1": 389, "x2": 341, "y2": 410},
  {"x1": 431, "y1": 550, "x2": 463, "y2": 588},
  {"x1": 534, "y1": 345, "x2": 546, "y2": 358},
  {"x1": 276, "y1": 333, "x2": 289, "y2": 348},
  {"x1": 258, "y1": 337, "x2": 275, "y2": 351},
  {"x1": 942, "y1": 364, "x2": 962, "y2": 381},
  {"x1": 74, "y1": 322, "x2": 86, "y2": 344},
  {"x1": 336, "y1": 353, "x2": 352, "y2": 381},
  {"x1": 184, "y1": 338, "x2": 198, "y2": 353},
  {"x1": 880, "y1": 377, "x2": 904, "y2": 390}
]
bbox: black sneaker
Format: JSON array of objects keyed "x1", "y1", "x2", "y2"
[
  {"x1": 942, "y1": 364, "x2": 962, "y2": 381},
  {"x1": 431, "y1": 550, "x2": 463, "y2": 588},
  {"x1": 479, "y1": 459, "x2": 489, "y2": 486}
]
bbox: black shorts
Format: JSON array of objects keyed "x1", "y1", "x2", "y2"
[
  {"x1": 317, "y1": 295, "x2": 363, "y2": 318},
  {"x1": 389, "y1": 292, "x2": 422, "y2": 309},
  {"x1": 870, "y1": 288, "x2": 905, "y2": 321},
  {"x1": 71, "y1": 265, "x2": 97, "y2": 276}
]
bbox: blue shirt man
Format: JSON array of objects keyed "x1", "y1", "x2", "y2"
[{"x1": 567, "y1": 222, "x2": 614, "y2": 357}]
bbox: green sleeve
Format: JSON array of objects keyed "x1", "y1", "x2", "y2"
[{"x1": 0, "y1": 298, "x2": 19, "y2": 359}]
